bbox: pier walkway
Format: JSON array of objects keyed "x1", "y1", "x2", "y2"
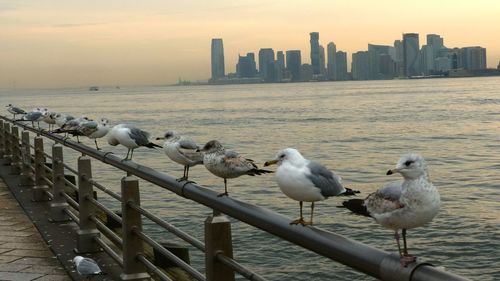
[{"x1": 0, "y1": 177, "x2": 70, "y2": 281}]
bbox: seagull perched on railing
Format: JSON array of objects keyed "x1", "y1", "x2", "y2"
[
  {"x1": 6, "y1": 104, "x2": 26, "y2": 119},
  {"x1": 52, "y1": 116, "x2": 91, "y2": 142},
  {"x1": 16, "y1": 107, "x2": 48, "y2": 128},
  {"x1": 264, "y1": 148, "x2": 357, "y2": 226},
  {"x1": 198, "y1": 140, "x2": 272, "y2": 197},
  {"x1": 73, "y1": 255, "x2": 105, "y2": 280},
  {"x1": 341, "y1": 153, "x2": 440, "y2": 266},
  {"x1": 53, "y1": 113, "x2": 75, "y2": 129},
  {"x1": 107, "y1": 124, "x2": 161, "y2": 160},
  {"x1": 156, "y1": 131, "x2": 204, "y2": 181},
  {"x1": 54, "y1": 118, "x2": 109, "y2": 149}
]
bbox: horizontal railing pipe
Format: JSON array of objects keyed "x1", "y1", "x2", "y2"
[
  {"x1": 87, "y1": 197, "x2": 123, "y2": 224},
  {"x1": 94, "y1": 236, "x2": 124, "y2": 267},
  {"x1": 128, "y1": 202, "x2": 205, "y2": 252},
  {"x1": 216, "y1": 253, "x2": 267, "y2": 281},
  {"x1": 64, "y1": 208, "x2": 80, "y2": 225},
  {"x1": 137, "y1": 254, "x2": 173, "y2": 281},
  {"x1": 85, "y1": 176, "x2": 122, "y2": 201},
  {"x1": 133, "y1": 229, "x2": 206, "y2": 281},
  {"x1": 1, "y1": 116, "x2": 469, "y2": 281},
  {"x1": 89, "y1": 215, "x2": 123, "y2": 246}
]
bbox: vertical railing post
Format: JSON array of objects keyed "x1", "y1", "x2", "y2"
[
  {"x1": 33, "y1": 136, "x2": 49, "y2": 201},
  {"x1": 76, "y1": 156, "x2": 100, "y2": 253},
  {"x1": 10, "y1": 126, "x2": 21, "y2": 174},
  {"x1": 3, "y1": 122, "x2": 12, "y2": 164},
  {"x1": 205, "y1": 212, "x2": 235, "y2": 281},
  {"x1": 20, "y1": 131, "x2": 35, "y2": 186},
  {"x1": 121, "y1": 176, "x2": 150, "y2": 281},
  {"x1": 50, "y1": 144, "x2": 69, "y2": 222},
  {"x1": 0, "y1": 119, "x2": 4, "y2": 158}
]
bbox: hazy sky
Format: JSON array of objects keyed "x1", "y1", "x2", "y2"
[{"x1": 1, "y1": 0, "x2": 499, "y2": 89}]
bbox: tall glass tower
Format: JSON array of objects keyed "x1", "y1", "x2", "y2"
[
  {"x1": 403, "y1": 33, "x2": 420, "y2": 77},
  {"x1": 310, "y1": 32, "x2": 320, "y2": 74},
  {"x1": 211, "y1": 38, "x2": 225, "y2": 81}
]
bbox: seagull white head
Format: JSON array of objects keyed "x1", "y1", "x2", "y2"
[
  {"x1": 264, "y1": 148, "x2": 306, "y2": 167},
  {"x1": 72, "y1": 256, "x2": 84, "y2": 265},
  {"x1": 387, "y1": 153, "x2": 427, "y2": 179},
  {"x1": 199, "y1": 140, "x2": 224, "y2": 153}
]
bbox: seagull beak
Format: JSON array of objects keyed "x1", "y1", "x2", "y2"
[
  {"x1": 264, "y1": 159, "x2": 278, "y2": 167},
  {"x1": 386, "y1": 168, "x2": 400, "y2": 175}
]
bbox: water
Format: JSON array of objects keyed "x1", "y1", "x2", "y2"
[{"x1": 1, "y1": 77, "x2": 499, "y2": 280}]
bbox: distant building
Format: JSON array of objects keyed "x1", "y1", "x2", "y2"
[
  {"x1": 427, "y1": 34, "x2": 444, "y2": 59},
  {"x1": 352, "y1": 51, "x2": 370, "y2": 80},
  {"x1": 393, "y1": 40, "x2": 404, "y2": 77},
  {"x1": 403, "y1": 33, "x2": 420, "y2": 76},
  {"x1": 211, "y1": 38, "x2": 225, "y2": 81},
  {"x1": 327, "y1": 42, "x2": 336, "y2": 80},
  {"x1": 310, "y1": 32, "x2": 321, "y2": 74},
  {"x1": 420, "y1": 45, "x2": 434, "y2": 75},
  {"x1": 276, "y1": 51, "x2": 285, "y2": 81},
  {"x1": 236, "y1": 53, "x2": 257, "y2": 78},
  {"x1": 286, "y1": 50, "x2": 302, "y2": 82},
  {"x1": 318, "y1": 45, "x2": 326, "y2": 77},
  {"x1": 434, "y1": 56, "x2": 451, "y2": 73},
  {"x1": 459, "y1": 46, "x2": 487, "y2": 70},
  {"x1": 300, "y1": 64, "x2": 313, "y2": 81},
  {"x1": 368, "y1": 44, "x2": 394, "y2": 79},
  {"x1": 258, "y1": 48, "x2": 275, "y2": 82},
  {"x1": 334, "y1": 51, "x2": 348, "y2": 81}
]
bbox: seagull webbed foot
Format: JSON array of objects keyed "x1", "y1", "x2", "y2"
[
  {"x1": 217, "y1": 191, "x2": 229, "y2": 197},
  {"x1": 290, "y1": 218, "x2": 312, "y2": 226},
  {"x1": 400, "y1": 254, "x2": 417, "y2": 267},
  {"x1": 176, "y1": 176, "x2": 188, "y2": 182}
]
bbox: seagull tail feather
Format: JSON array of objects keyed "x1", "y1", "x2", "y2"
[
  {"x1": 248, "y1": 168, "x2": 274, "y2": 176},
  {"x1": 339, "y1": 187, "x2": 360, "y2": 196},
  {"x1": 339, "y1": 199, "x2": 371, "y2": 217}
]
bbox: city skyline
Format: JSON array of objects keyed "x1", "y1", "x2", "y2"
[{"x1": 1, "y1": 1, "x2": 500, "y2": 88}]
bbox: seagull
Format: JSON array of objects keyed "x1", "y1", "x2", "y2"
[
  {"x1": 156, "y1": 131, "x2": 203, "y2": 181},
  {"x1": 42, "y1": 110, "x2": 57, "y2": 131},
  {"x1": 72, "y1": 255, "x2": 105, "y2": 280},
  {"x1": 107, "y1": 124, "x2": 161, "y2": 160},
  {"x1": 55, "y1": 118, "x2": 109, "y2": 149},
  {"x1": 52, "y1": 116, "x2": 91, "y2": 142},
  {"x1": 199, "y1": 140, "x2": 273, "y2": 197},
  {"x1": 53, "y1": 113, "x2": 75, "y2": 129},
  {"x1": 6, "y1": 104, "x2": 26, "y2": 119},
  {"x1": 264, "y1": 148, "x2": 356, "y2": 225},
  {"x1": 16, "y1": 108, "x2": 47, "y2": 128},
  {"x1": 341, "y1": 153, "x2": 440, "y2": 266}
]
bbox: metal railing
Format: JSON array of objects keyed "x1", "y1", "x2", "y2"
[{"x1": 0, "y1": 116, "x2": 470, "y2": 281}]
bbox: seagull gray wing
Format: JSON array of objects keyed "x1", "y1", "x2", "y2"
[
  {"x1": 129, "y1": 128, "x2": 151, "y2": 146},
  {"x1": 365, "y1": 181, "x2": 403, "y2": 215},
  {"x1": 178, "y1": 138, "x2": 199, "y2": 150},
  {"x1": 306, "y1": 161, "x2": 346, "y2": 197},
  {"x1": 76, "y1": 257, "x2": 102, "y2": 275},
  {"x1": 78, "y1": 121, "x2": 99, "y2": 136},
  {"x1": 23, "y1": 111, "x2": 43, "y2": 121},
  {"x1": 11, "y1": 106, "x2": 26, "y2": 114}
]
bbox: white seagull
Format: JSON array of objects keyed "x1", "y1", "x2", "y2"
[
  {"x1": 156, "y1": 131, "x2": 203, "y2": 181},
  {"x1": 6, "y1": 104, "x2": 26, "y2": 119},
  {"x1": 73, "y1": 255, "x2": 104, "y2": 280},
  {"x1": 16, "y1": 107, "x2": 47, "y2": 128},
  {"x1": 264, "y1": 148, "x2": 355, "y2": 225},
  {"x1": 107, "y1": 124, "x2": 161, "y2": 160},
  {"x1": 199, "y1": 140, "x2": 273, "y2": 197},
  {"x1": 342, "y1": 153, "x2": 440, "y2": 266}
]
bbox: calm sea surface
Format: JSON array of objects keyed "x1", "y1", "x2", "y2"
[{"x1": 1, "y1": 77, "x2": 499, "y2": 280}]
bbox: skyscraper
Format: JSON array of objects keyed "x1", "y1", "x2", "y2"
[
  {"x1": 318, "y1": 45, "x2": 326, "y2": 77},
  {"x1": 352, "y1": 51, "x2": 370, "y2": 80},
  {"x1": 393, "y1": 40, "x2": 404, "y2": 77},
  {"x1": 368, "y1": 44, "x2": 393, "y2": 79},
  {"x1": 211, "y1": 39, "x2": 225, "y2": 81},
  {"x1": 327, "y1": 42, "x2": 336, "y2": 80},
  {"x1": 276, "y1": 51, "x2": 285, "y2": 81},
  {"x1": 236, "y1": 53, "x2": 257, "y2": 78},
  {"x1": 258, "y1": 48, "x2": 275, "y2": 82},
  {"x1": 427, "y1": 34, "x2": 444, "y2": 59},
  {"x1": 459, "y1": 46, "x2": 487, "y2": 70},
  {"x1": 310, "y1": 32, "x2": 321, "y2": 74},
  {"x1": 403, "y1": 33, "x2": 420, "y2": 77},
  {"x1": 334, "y1": 51, "x2": 348, "y2": 81},
  {"x1": 286, "y1": 50, "x2": 301, "y2": 82}
]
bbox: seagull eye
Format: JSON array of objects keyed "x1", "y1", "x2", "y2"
[{"x1": 404, "y1": 160, "x2": 413, "y2": 166}]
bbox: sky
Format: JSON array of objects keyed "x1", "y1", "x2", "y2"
[{"x1": 1, "y1": 0, "x2": 499, "y2": 89}]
